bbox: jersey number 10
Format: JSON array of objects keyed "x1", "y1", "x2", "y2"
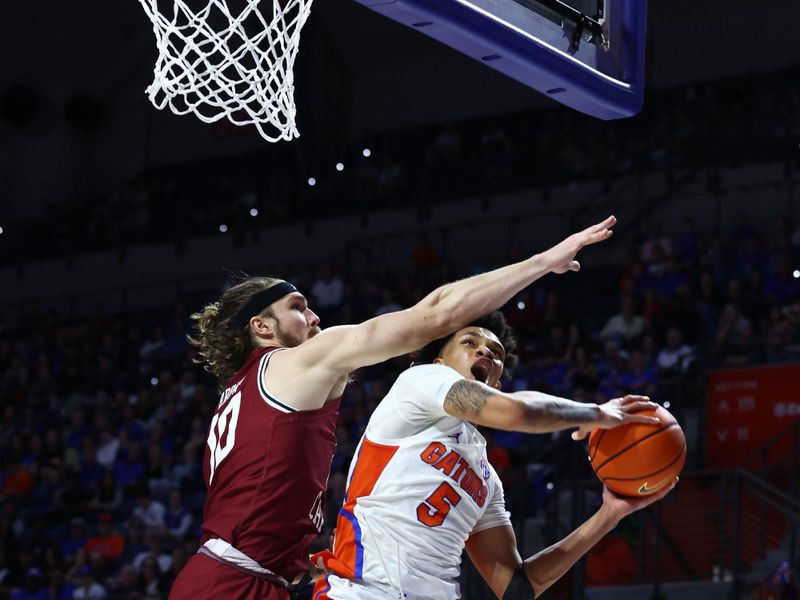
[{"x1": 207, "y1": 391, "x2": 242, "y2": 485}]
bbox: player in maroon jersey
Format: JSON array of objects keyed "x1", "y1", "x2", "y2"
[{"x1": 169, "y1": 216, "x2": 620, "y2": 600}]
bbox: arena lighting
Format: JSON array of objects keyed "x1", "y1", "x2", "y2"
[
  {"x1": 249, "y1": 208, "x2": 259, "y2": 217},
  {"x1": 545, "y1": 482, "x2": 554, "y2": 491},
  {"x1": 517, "y1": 301, "x2": 526, "y2": 310},
  {"x1": 362, "y1": 148, "x2": 372, "y2": 158},
  {"x1": 663, "y1": 401, "x2": 671, "y2": 409},
  {"x1": 0, "y1": 226, "x2": 4, "y2": 235},
  {"x1": 219, "y1": 224, "x2": 228, "y2": 233},
  {"x1": 150, "y1": 377, "x2": 158, "y2": 386},
  {"x1": 335, "y1": 162, "x2": 344, "y2": 172},
  {"x1": 793, "y1": 269, "x2": 800, "y2": 279},
  {"x1": 308, "y1": 177, "x2": 316, "y2": 186}
]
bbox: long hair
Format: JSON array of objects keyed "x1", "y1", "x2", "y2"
[
  {"x1": 411, "y1": 311, "x2": 519, "y2": 380},
  {"x1": 188, "y1": 275, "x2": 283, "y2": 390}
]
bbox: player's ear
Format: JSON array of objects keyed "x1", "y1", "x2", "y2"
[
  {"x1": 249, "y1": 316, "x2": 275, "y2": 339},
  {"x1": 433, "y1": 357, "x2": 443, "y2": 365}
]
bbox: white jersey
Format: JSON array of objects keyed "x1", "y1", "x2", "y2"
[{"x1": 313, "y1": 364, "x2": 511, "y2": 600}]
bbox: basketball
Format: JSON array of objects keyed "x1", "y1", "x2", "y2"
[{"x1": 588, "y1": 405, "x2": 686, "y2": 497}]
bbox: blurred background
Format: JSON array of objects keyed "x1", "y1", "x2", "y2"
[{"x1": 1, "y1": 0, "x2": 799, "y2": 598}]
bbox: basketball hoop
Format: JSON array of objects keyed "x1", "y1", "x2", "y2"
[{"x1": 138, "y1": 0, "x2": 312, "y2": 142}]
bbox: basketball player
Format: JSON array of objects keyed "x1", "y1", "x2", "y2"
[
  {"x1": 169, "y1": 216, "x2": 623, "y2": 600},
  {"x1": 311, "y1": 312, "x2": 674, "y2": 600}
]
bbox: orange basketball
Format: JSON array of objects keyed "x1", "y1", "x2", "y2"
[{"x1": 588, "y1": 405, "x2": 686, "y2": 497}]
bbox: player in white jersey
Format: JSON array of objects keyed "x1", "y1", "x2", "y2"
[{"x1": 312, "y1": 312, "x2": 674, "y2": 599}]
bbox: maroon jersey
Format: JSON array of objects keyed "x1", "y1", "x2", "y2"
[{"x1": 200, "y1": 346, "x2": 340, "y2": 581}]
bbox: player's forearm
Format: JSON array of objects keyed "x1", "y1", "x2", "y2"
[
  {"x1": 423, "y1": 254, "x2": 551, "y2": 331},
  {"x1": 510, "y1": 391, "x2": 601, "y2": 434},
  {"x1": 522, "y1": 505, "x2": 619, "y2": 597}
]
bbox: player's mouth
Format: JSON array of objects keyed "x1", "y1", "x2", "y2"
[{"x1": 470, "y1": 358, "x2": 492, "y2": 384}]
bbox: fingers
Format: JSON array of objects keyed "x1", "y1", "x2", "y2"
[
  {"x1": 620, "y1": 395, "x2": 650, "y2": 404},
  {"x1": 618, "y1": 396, "x2": 660, "y2": 414},
  {"x1": 580, "y1": 216, "x2": 616, "y2": 246},
  {"x1": 622, "y1": 401, "x2": 659, "y2": 413},
  {"x1": 571, "y1": 429, "x2": 588, "y2": 441},
  {"x1": 624, "y1": 413, "x2": 661, "y2": 426},
  {"x1": 587, "y1": 215, "x2": 617, "y2": 233}
]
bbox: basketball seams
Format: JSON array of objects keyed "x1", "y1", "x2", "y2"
[
  {"x1": 593, "y1": 423, "x2": 679, "y2": 474},
  {"x1": 589, "y1": 429, "x2": 606, "y2": 462},
  {"x1": 600, "y1": 443, "x2": 686, "y2": 482}
]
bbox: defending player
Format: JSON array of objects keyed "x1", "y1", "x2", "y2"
[
  {"x1": 169, "y1": 216, "x2": 621, "y2": 600},
  {"x1": 311, "y1": 312, "x2": 674, "y2": 599}
]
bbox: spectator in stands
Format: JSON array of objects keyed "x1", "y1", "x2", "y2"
[
  {"x1": 731, "y1": 319, "x2": 763, "y2": 365},
  {"x1": 618, "y1": 351, "x2": 658, "y2": 396},
  {"x1": 374, "y1": 287, "x2": 403, "y2": 316},
  {"x1": 133, "y1": 533, "x2": 172, "y2": 574},
  {"x1": 131, "y1": 487, "x2": 165, "y2": 535},
  {"x1": 600, "y1": 295, "x2": 644, "y2": 344},
  {"x1": 764, "y1": 305, "x2": 795, "y2": 361},
  {"x1": 167, "y1": 445, "x2": 201, "y2": 492},
  {"x1": 84, "y1": 514, "x2": 125, "y2": 570},
  {"x1": 424, "y1": 124, "x2": 463, "y2": 169},
  {"x1": 71, "y1": 566, "x2": 106, "y2": 599},
  {"x1": 94, "y1": 431, "x2": 119, "y2": 470},
  {"x1": 89, "y1": 471, "x2": 122, "y2": 514},
  {"x1": 641, "y1": 223, "x2": 673, "y2": 268},
  {"x1": 376, "y1": 156, "x2": 406, "y2": 197},
  {"x1": 310, "y1": 263, "x2": 344, "y2": 323},
  {"x1": 715, "y1": 303, "x2": 753, "y2": 361},
  {"x1": 164, "y1": 490, "x2": 193, "y2": 542},
  {"x1": 105, "y1": 565, "x2": 138, "y2": 598},
  {"x1": 656, "y1": 328, "x2": 694, "y2": 376},
  {"x1": 60, "y1": 519, "x2": 88, "y2": 565},
  {"x1": 137, "y1": 556, "x2": 164, "y2": 596}
]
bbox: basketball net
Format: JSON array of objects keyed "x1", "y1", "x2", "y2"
[{"x1": 138, "y1": 0, "x2": 312, "y2": 142}]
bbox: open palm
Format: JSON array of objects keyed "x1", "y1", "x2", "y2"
[{"x1": 542, "y1": 215, "x2": 617, "y2": 274}]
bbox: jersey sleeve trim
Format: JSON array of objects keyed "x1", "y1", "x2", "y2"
[{"x1": 258, "y1": 349, "x2": 297, "y2": 414}]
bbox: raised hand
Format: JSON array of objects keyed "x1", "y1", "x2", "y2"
[
  {"x1": 571, "y1": 394, "x2": 660, "y2": 441},
  {"x1": 540, "y1": 215, "x2": 617, "y2": 275}
]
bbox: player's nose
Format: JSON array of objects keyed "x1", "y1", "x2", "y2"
[
  {"x1": 306, "y1": 308, "x2": 320, "y2": 327},
  {"x1": 476, "y1": 345, "x2": 494, "y2": 358}
]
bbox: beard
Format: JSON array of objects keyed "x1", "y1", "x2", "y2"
[{"x1": 274, "y1": 320, "x2": 320, "y2": 348}]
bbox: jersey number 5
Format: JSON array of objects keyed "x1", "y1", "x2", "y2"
[
  {"x1": 416, "y1": 482, "x2": 461, "y2": 527},
  {"x1": 207, "y1": 391, "x2": 242, "y2": 485}
]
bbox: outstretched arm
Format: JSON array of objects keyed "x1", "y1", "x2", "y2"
[
  {"x1": 466, "y1": 484, "x2": 676, "y2": 598},
  {"x1": 289, "y1": 216, "x2": 616, "y2": 374},
  {"x1": 441, "y1": 380, "x2": 660, "y2": 435}
]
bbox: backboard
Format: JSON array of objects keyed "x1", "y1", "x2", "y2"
[{"x1": 355, "y1": 0, "x2": 647, "y2": 120}]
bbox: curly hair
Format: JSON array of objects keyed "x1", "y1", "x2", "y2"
[
  {"x1": 188, "y1": 275, "x2": 283, "y2": 390},
  {"x1": 411, "y1": 311, "x2": 519, "y2": 380}
]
